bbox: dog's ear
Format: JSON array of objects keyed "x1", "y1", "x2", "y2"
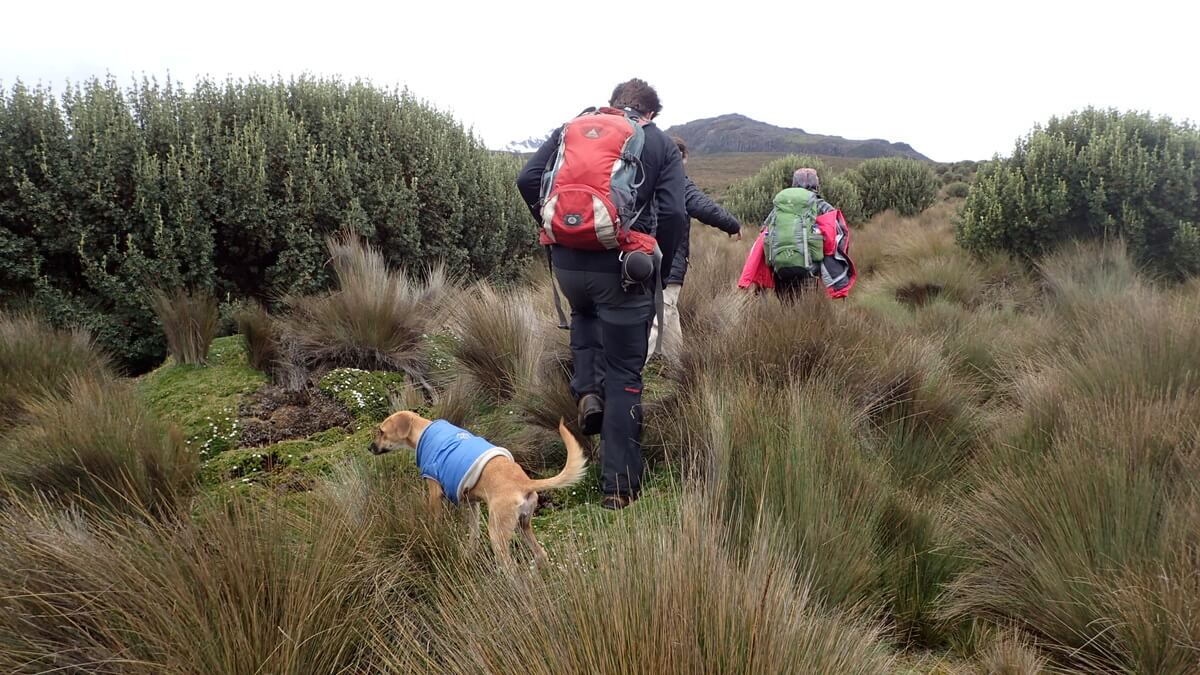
[{"x1": 379, "y1": 410, "x2": 416, "y2": 446}]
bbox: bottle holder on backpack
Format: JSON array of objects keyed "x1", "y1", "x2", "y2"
[{"x1": 620, "y1": 250, "x2": 655, "y2": 291}]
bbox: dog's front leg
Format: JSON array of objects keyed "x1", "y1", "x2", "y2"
[{"x1": 425, "y1": 478, "x2": 445, "y2": 516}]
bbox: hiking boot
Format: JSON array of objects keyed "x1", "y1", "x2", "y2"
[
  {"x1": 577, "y1": 394, "x2": 604, "y2": 436},
  {"x1": 601, "y1": 494, "x2": 632, "y2": 511}
]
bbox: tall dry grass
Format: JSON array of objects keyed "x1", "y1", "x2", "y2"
[
  {"x1": 0, "y1": 458, "x2": 479, "y2": 674},
  {"x1": 450, "y1": 283, "x2": 543, "y2": 402},
  {"x1": 948, "y1": 279, "x2": 1200, "y2": 671},
  {"x1": 278, "y1": 234, "x2": 456, "y2": 388},
  {"x1": 0, "y1": 496, "x2": 383, "y2": 673},
  {"x1": 0, "y1": 310, "x2": 113, "y2": 430},
  {"x1": 373, "y1": 496, "x2": 896, "y2": 674},
  {"x1": 150, "y1": 287, "x2": 220, "y2": 365},
  {"x1": 4, "y1": 163, "x2": 1200, "y2": 674},
  {"x1": 234, "y1": 300, "x2": 280, "y2": 373},
  {"x1": 0, "y1": 377, "x2": 197, "y2": 517}
]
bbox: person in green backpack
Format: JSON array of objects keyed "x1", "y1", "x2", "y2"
[{"x1": 762, "y1": 168, "x2": 837, "y2": 301}]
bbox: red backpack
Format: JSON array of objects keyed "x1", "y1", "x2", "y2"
[{"x1": 537, "y1": 107, "x2": 657, "y2": 255}]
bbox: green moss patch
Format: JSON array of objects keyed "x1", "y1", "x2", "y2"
[{"x1": 137, "y1": 336, "x2": 267, "y2": 458}]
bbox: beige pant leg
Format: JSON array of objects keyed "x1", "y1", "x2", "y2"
[{"x1": 647, "y1": 284, "x2": 683, "y2": 363}]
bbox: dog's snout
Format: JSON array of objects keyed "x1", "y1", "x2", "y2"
[{"x1": 367, "y1": 441, "x2": 381, "y2": 455}]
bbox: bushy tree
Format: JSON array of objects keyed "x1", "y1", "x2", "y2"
[
  {"x1": 957, "y1": 108, "x2": 1200, "y2": 278},
  {"x1": 845, "y1": 157, "x2": 939, "y2": 218},
  {"x1": 721, "y1": 155, "x2": 830, "y2": 225},
  {"x1": 821, "y1": 175, "x2": 867, "y2": 224},
  {"x1": 0, "y1": 76, "x2": 535, "y2": 371}
]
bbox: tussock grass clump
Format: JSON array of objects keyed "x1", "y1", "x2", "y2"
[
  {"x1": 317, "y1": 460, "x2": 488, "y2": 600},
  {"x1": 0, "y1": 377, "x2": 197, "y2": 517},
  {"x1": 674, "y1": 292, "x2": 860, "y2": 392},
  {"x1": 875, "y1": 493, "x2": 967, "y2": 648},
  {"x1": 0, "y1": 494, "x2": 399, "y2": 674},
  {"x1": 947, "y1": 239, "x2": 1200, "y2": 669},
  {"x1": 1037, "y1": 239, "x2": 1144, "y2": 325},
  {"x1": 949, "y1": 404, "x2": 1200, "y2": 672},
  {"x1": 910, "y1": 302, "x2": 1059, "y2": 401},
  {"x1": 837, "y1": 201, "x2": 961, "y2": 277},
  {"x1": 450, "y1": 284, "x2": 543, "y2": 402},
  {"x1": 952, "y1": 289, "x2": 1200, "y2": 671},
  {"x1": 703, "y1": 381, "x2": 888, "y2": 608},
  {"x1": 1006, "y1": 286, "x2": 1200, "y2": 456},
  {"x1": 373, "y1": 497, "x2": 896, "y2": 674},
  {"x1": 686, "y1": 377, "x2": 973, "y2": 640},
  {"x1": 234, "y1": 300, "x2": 280, "y2": 373},
  {"x1": 676, "y1": 225, "x2": 756, "y2": 340},
  {"x1": 967, "y1": 631, "x2": 1050, "y2": 674},
  {"x1": 0, "y1": 460, "x2": 480, "y2": 674},
  {"x1": 150, "y1": 287, "x2": 219, "y2": 365},
  {"x1": 853, "y1": 202, "x2": 1035, "y2": 313},
  {"x1": 0, "y1": 310, "x2": 113, "y2": 430},
  {"x1": 430, "y1": 373, "x2": 488, "y2": 427},
  {"x1": 278, "y1": 235, "x2": 455, "y2": 388}
]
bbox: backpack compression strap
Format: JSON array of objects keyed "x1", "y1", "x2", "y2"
[
  {"x1": 545, "y1": 247, "x2": 569, "y2": 330},
  {"x1": 652, "y1": 246, "x2": 664, "y2": 355}
]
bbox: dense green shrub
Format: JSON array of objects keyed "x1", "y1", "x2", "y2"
[
  {"x1": 821, "y1": 174, "x2": 867, "y2": 223},
  {"x1": 721, "y1": 154, "x2": 830, "y2": 223},
  {"x1": 845, "y1": 157, "x2": 940, "y2": 218},
  {"x1": 957, "y1": 108, "x2": 1200, "y2": 278},
  {"x1": 944, "y1": 181, "x2": 970, "y2": 199},
  {"x1": 0, "y1": 77, "x2": 535, "y2": 372},
  {"x1": 722, "y1": 154, "x2": 936, "y2": 225}
]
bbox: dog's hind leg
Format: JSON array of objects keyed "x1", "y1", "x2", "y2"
[
  {"x1": 466, "y1": 502, "x2": 482, "y2": 549},
  {"x1": 517, "y1": 493, "x2": 548, "y2": 569},
  {"x1": 487, "y1": 499, "x2": 521, "y2": 568}
]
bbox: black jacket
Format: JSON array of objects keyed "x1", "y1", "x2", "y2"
[
  {"x1": 666, "y1": 177, "x2": 741, "y2": 285},
  {"x1": 516, "y1": 117, "x2": 688, "y2": 283}
]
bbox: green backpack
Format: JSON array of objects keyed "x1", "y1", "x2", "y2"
[{"x1": 764, "y1": 187, "x2": 823, "y2": 273}]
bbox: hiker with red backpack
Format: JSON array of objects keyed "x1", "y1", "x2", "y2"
[
  {"x1": 516, "y1": 78, "x2": 687, "y2": 511},
  {"x1": 647, "y1": 136, "x2": 742, "y2": 365},
  {"x1": 737, "y1": 168, "x2": 857, "y2": 301}
]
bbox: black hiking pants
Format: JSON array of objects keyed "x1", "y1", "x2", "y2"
[
  {"x1": 773, "y1": 267, "x2": 819, "y2": 303},
  {"x1": 553, "y1": 263, "x2": 653, "y2": 499}
]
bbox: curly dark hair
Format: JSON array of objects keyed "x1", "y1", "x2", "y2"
[
  {"x1": 609, "y1": 79, "x2": 662, "y2": 116},
  {"x1": 672, "y1": 136, "x2": 688, "y2": 159}
]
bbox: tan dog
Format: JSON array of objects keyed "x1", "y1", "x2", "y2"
[{"x1": 368, "y1": 411, "x2": 586, "y2": 567}]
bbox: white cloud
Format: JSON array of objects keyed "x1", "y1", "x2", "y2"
[{"x1": 2, "y1": 0, "x2": 1196, "y2": 161}]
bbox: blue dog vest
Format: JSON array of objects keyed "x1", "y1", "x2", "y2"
[{"x1": 416, "y1": 420, "x2": 512, "y2": 504}]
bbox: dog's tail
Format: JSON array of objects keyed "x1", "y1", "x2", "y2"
[{"x1": 527, "y1": 419, "x2": 588, "y2": 492}]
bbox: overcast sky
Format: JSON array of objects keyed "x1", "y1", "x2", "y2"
[{"x1": 3, "y1": 0, "x2": 1196, "y2": 162}]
